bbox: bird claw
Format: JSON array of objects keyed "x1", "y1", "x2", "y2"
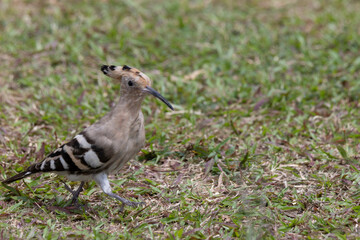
[
  {"x1": 122, "y1": 199, "x2": 145, "y2": 207},
  {"x1": 118, "y1": 199, "x2": 145, "y2": 212},
  {"x1": 129, "y1": 201, "x2": 145, "y2": 207},
  {"x1": 61, "y1": 180, "x2": 85, "y2": 205}
]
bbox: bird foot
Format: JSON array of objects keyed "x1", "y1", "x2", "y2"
[
  {"x1": 61, "y1": 181, "x2": 85, "y2": 205},
  {"x1": 117, "y1": 198, "x2": 145, "y2": 212}
]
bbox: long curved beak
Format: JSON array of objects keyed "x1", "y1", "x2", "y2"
[{"x1": 144, "y1": 86, "x2": 174, "y2": 110}]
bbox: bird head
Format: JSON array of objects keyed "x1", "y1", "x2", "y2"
[{"x1": 101, "y1": 65, "x2": 173, "y2": 110}]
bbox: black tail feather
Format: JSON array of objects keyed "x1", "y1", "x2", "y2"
[{"x1": 2, "y1": 170, "x2": 34, "y2": 184}]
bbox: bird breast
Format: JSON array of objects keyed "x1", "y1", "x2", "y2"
[{"x1": 106, "y1": 111, "x2": 145, "y2": 174}]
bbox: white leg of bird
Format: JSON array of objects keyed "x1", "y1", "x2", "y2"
[{"x1": 94, "y1": 173, "x2": 144, "y2": 211}]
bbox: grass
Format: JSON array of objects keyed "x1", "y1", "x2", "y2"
[{"x1": 1, "y1": 0, "x2": 360, "y2": 238}]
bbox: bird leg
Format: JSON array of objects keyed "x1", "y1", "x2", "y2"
[
  {"x1": 62, "y1": 181, "x2": 85, "y2": 205},
  {"x1": 94, "y1": 173, "x2": 144, "y2": 211}
]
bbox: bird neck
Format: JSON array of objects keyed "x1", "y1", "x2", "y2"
[{"x1": 112, "y1": 92, "x2": 144, "y2": 118}]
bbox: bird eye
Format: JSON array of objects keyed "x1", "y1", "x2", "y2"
[{"x1": 128, "y1": 81, "x2": 133, "y2": 86}]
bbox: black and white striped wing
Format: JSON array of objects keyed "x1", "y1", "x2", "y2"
[{"x1": 31, "y1": 133, "x2": 111, "y2": 174}]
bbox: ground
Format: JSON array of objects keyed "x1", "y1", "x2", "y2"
[{"x1": 1, "y1": 0, "x2": 360, "y2": 239}]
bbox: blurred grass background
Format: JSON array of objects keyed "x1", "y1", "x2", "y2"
[{"x1": 1, "y1": 0, "x2": 360, "y2": 239}]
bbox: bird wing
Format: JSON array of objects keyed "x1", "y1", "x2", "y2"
[
  {"x1": 2, "y1": 132, "x2": 113, "y2": 184},
  {"x1": 31, "y1": 132, "x2": 112, "y2": 174}
]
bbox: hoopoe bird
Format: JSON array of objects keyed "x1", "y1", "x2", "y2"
[{"x1": 2, "y1": 64, "x2": 173, "y2": 209}]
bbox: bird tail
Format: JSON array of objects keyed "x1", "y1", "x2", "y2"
[
  {"x1": 2, "y1": 170, "x2": 34, "y2": 184},
  {"x1": 3, "y1": 146, "x2": 68, "y2": 184}
]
